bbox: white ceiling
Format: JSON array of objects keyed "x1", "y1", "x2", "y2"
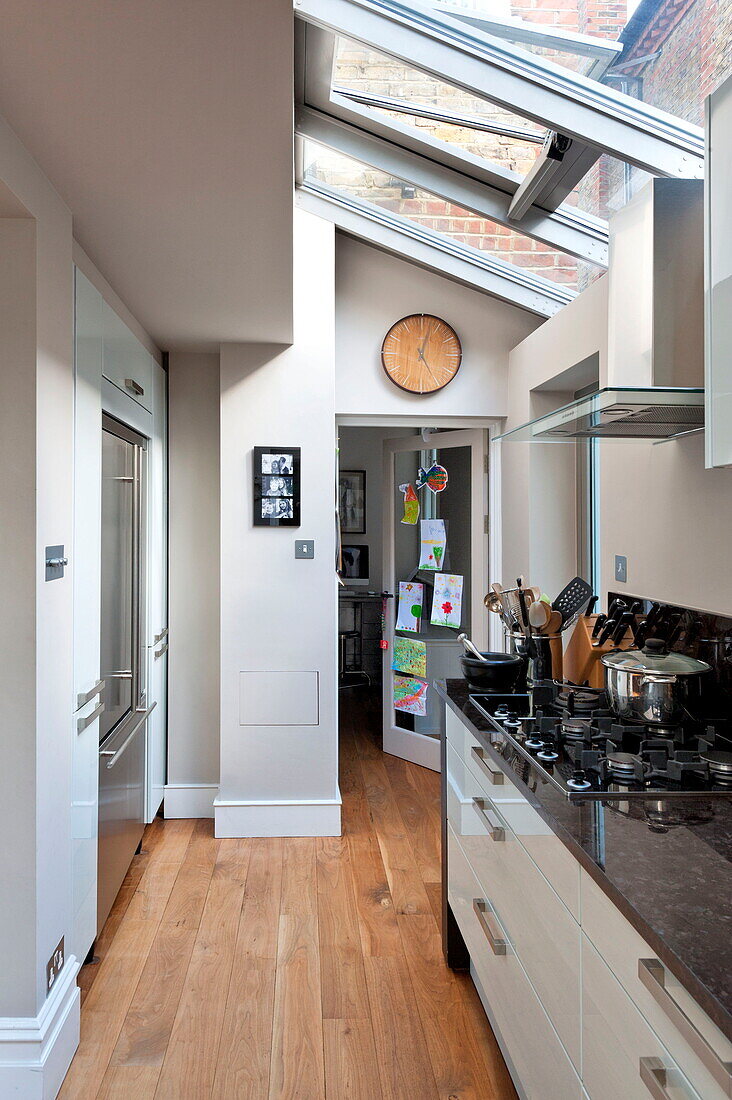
[{"x1": 0, "y1": 1, "x2": 294, "y2": 350}]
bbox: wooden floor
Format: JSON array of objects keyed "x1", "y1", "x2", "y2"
[{"x1": 60, "y1": 690, "x2": 517, "y2": 1099}]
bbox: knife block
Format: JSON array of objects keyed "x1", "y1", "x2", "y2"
[{"x1": 563, "y1": 616, "x2": 634, "y2": 689}]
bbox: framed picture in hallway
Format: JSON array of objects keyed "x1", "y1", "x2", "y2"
[
  {"x1": 339, "y1": 469, "x2": 366, "y2": 533},
  {"x1": 253, "y1": 446, "x2": 301, "y2": 526}
]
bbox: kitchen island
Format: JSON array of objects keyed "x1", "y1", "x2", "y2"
[{"x1": 436, "y1": 678, "x2": 732, "y2": 1100}]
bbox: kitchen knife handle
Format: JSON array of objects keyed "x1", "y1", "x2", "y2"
[
  {"x1": 592, "y1": 613, "x2": 606, "y2": 639},
  {"x1": 595, "y1": 618, "x2": 616, "y2": 647}
]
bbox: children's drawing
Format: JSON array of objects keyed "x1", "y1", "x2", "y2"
[
  {"x1": 395, "y1": 581, "x2": 423, "y2": 632},
  {"x1": 392, "y1": 636, "x2": 427, "y2": 679},
  {"x1": 393, "y1": 675, "x2": 428, "y2": 717},
  {"x1": 430, "y1": 573, "x2": 463, "y2": 629},
  {"x1": 416, "y1": 462, "x2": 448, "y2": 493},
  {"x1": 418, "y1": 519, "x2": 446, "y2": 571},
  {"x1": 399, "y1": 482, "x2": 420, "y2": 525}
]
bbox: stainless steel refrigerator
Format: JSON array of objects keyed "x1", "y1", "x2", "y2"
[{"x1": 97, "y1": 414, "x2": 152, "y2": 933}]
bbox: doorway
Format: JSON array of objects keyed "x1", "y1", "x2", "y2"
[{"x1": 337, "y1": 424, "x2": 490, "y2": 772}]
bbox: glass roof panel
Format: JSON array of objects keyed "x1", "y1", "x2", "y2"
[
  {"x1": 333, "y1": 36, "x2": 546, "y2": 175},
  {"x1": 302, "y1": 142, "x2": 580, "y2": 289}
]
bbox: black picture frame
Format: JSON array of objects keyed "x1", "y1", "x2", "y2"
[
  {"x1": 253, "y1": 446, "x2": 301, "y2": 527},
  {"x1": 339, "y1": 469, "x2": 366, "y2": 534}
]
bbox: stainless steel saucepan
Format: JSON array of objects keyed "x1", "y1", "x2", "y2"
[{"x1": 601, "y1": 638, "x2": 710, "y2": 726}]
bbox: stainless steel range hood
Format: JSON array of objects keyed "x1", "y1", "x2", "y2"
[{"x1": 496, "y1": 387, "x2": 704, "y2": 442}]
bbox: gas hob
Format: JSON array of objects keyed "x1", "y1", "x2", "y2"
[{"x1": 469, "y1": 683, "x2": 732, "y2": 804}]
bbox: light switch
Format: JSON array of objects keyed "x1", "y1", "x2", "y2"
[
  {"x1": 295, "y1": 540, "x2": 315, "y2": 559},
  {"x1": 614, "y1": 555, "x2": 627, "y2": 583}
]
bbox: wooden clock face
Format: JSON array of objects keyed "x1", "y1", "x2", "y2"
[{"x1": 381, "y1": 314, "x2": 462, "y2": 394}]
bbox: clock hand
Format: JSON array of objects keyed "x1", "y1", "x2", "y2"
[{"x1": 417, "y1": 347, "x2": 439, "y2": 385}]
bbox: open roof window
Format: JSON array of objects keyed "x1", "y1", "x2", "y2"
[
  {"x1": 333, "y1": 36, "x2": 547, "y2": 174},
  {"x1": 295, "y1": 0, "x2": 704, "y2": 313}
]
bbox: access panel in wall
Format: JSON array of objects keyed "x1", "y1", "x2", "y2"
[{"x1": 239, "y1": 670, "x2": 319, "y2": 726}]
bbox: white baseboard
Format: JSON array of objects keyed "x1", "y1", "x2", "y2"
[
  {"x1": 0, "y1": 957, "x2": 80, "y2": 1100},
  {"x1": 164, "y1": 783, "x2": 218, "y2": 818},
  {"x1": 213, "y1": 797, "x2": 342, "y2": 838}
]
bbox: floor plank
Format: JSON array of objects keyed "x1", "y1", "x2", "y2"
[
  {"x1": 153, "y1": 840, "x2": 251, "y2": 1100},
  {"x1": 323, "y1": 1018, "x2": 383, "y2": 1100},
  {"x1": 363, "y1": 955, "x2": 439, "y2": 1100},
  {"x1": 268, "y1": 838, "x2": 326, "y2": 1100},
  {"x1": 317, "y1": 836, "x2": 370, "y2": 1020},
  {"x1": 211, "y1": 838, "x2": 283, "y2": 1098}
]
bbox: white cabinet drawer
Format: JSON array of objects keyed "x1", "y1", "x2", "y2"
[
  {"x1": 583, "y1": 935, "x2": 703, "y2": 1100},
  {"x1": 581, "y1": 869, "x2": 732, "y2": 1100},
  {"x1": 448, "y1": 773, "x2": 581, "y2": 1070},
  {"x1": 446, "y1": 705, "x2": 524, "y2": 800},
  {"x1": 494, "y1": 798, "x2": 580, "y2": 921},
  {"x1": 448, "y1": 825, "x2": 582, "y2": 1100},
  {"x1": 102, "y1": 300, "x2": 153, "y2": 412}
]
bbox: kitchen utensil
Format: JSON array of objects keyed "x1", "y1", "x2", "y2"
[
  {"x1": 528, "y1": 600, "x2": 551, "y2": 632},
  {"x1": 545, "y1": 609, "x2": 563, "y2": 635},
  {"x1": 457, "y1": 633, "x2": 488, "y2": 663},
  {"x1": 601, "y1": 639, "x2": 711, "y2": 726},
  {"x1": 552, "y1": 577, "x2": 594, "y2": 629},
  {"x1": 585, "y1": 595, "x2": 599, "y2": 618},
  {"x1": 459, "y1": 652, "x2": 525, "y2": 692},
  {"x1": 527, "y1": 586, "x2": 542, "y2": 603},
  {"x1": 484, "y1": 591, "x2": 503, "y2": 615},
  {"x1": 516, "y1": 577, "x2": 530, "y2": 637},
  {"x1": 591, "y1": 614, "x2": 607, "y2": 639}
]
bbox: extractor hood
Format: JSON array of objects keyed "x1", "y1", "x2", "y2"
[{"x1": 496, "y1": 387, "x2": 705, "y2": 442}]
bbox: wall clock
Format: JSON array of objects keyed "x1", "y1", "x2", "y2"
[{"x1": 381, "y1": 313, "x2": 462, "y2": 394}]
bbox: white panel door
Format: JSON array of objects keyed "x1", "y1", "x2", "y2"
[
  {"x1": 71, "y1": 268, "x2": 104, "y2": 964},
  {"x1": 382, "y1": 430, "x2": 488, "y2": 769}
]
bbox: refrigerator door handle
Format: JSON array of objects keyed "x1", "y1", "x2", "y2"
[{"x1": 100, "y1": 702, "x2": 157, "y2": 769}]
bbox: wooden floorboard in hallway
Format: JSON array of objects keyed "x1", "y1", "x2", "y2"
[{"x1": 59, "y1": 691, "x2": 517, "y2": 1100}]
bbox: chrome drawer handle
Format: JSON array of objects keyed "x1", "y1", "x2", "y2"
[
  {"x1": 471, "y1": 746, "x2": 504, "y2": 785},
  {"x1": 77, "y1": 678, "x2": 105, "y2": 709},
  {"x1": 639, "y1": 1057, "x2": 694, "y2": 1100},
  {"x1": 639, "y1": 959, "x2": 732, "y2": 1092},
  {"x1": 77, "y1": 701, "x2": 104, "y2": 733},
  {"x1": 472, "y1": 797, "x2": 505, "y2": 842},
  {"x1": 154, "y1": 642, "x2": 168, "y2": 659},
  {"x1": 154, "y1": 627, "x2": 168, "y2": 643},
  {"x1": 472, "y1": 898, "x2": 509, "y2": 956},
  {"x1": 124, "y1": 377, "x2": 144, "y2": 396}
]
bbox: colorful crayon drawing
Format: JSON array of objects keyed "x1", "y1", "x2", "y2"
[
  {"x1": 430, "y1": 573, "x2": 463, "y2": 629},
  {"x1": 396, "y1": 581, "x2": 423, "y2": 632},
  {"x1": 393, "y1": 674, "x2": 428, "y2": 716},
  {"x1": 399, "y1": 482, "x2": 420, "y2": 525},
  {"x1": 418, "y1": 519, "x2": 447, "y2": 571},
  {"x1": 416, "y1": 463, "x2": 448, "y2": 493},
  {"x1": 392, "y1": 636, "x2": 427, "y2": 678}
]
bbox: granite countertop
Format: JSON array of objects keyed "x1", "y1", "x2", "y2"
[{"x1": 436, "y1": 678, "x2": 732, "y2": 1043}]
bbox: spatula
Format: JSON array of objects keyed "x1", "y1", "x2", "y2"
[{"x1": 552, "y1": 577, "x2": 594, "y2": 630}]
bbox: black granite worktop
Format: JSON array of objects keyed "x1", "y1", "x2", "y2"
[{"x1": 436, "y1": 678, "x2": 732, "y2": 1043}]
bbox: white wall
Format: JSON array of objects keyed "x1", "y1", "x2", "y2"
[
  {"x1": 0, "y1": 109, "x2": 79, "y2": 1097},
  {"x1": 599, "y1": 436, "x2": 732, "y2": 615},
  {"x1": 335, "y1": 235, "x2": 537, "y2": 420},
  {"x1": 167, "y1": 353, "x2": 221, "y2": 801},
  {"x1": 502, "y1": 276, "x2": 608, "y2": 598},
  {"x1": 216, "y1": 209, "x2": 340, "y2": 837}
]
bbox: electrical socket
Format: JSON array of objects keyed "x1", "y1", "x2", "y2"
[
  {"x1": 615, "y1": 555, "x2": 628, "y2": 584},
  {"x1": 46, "y1": 936, "x2": 65, "y2": 994}
]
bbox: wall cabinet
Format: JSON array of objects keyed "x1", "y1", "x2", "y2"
[
  {"x1": 444, "y1": 703, "x2": 729, "y2": 1100},
  {"x1": 705, "y1": 74, "x2": 732, "y2": 469},
  {"x1": 102, "y1": 299, "x2": 153, "y2": 413}
]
